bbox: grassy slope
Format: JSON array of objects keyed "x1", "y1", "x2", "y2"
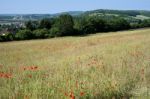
[{"x1": 0, "y1": 29, "x2": 150, "y2": 99}]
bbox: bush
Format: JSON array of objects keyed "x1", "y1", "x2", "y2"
[
  {"x1": 49, "y1": 27, "x2": 61, "y2": 37},
  {"x1": 106, "y1": 18, "x2": 130, "y2": 31},
  {"x1": 0, "y1": 33, "x2": 14, "y2": 42},
  {"x1": 32, "y1": 29, "x2": 49, "y2": 39},
  {"x1": 74, "y1": 16, "x2": 106, "y2": 34},
  {"x1": 25, "y1": 21, "x2": 39, "y2": 31},
  {"x1": 5, "y1": 33, "x2": 14, "y2": 41},
  {"x1": 74, "y1": 17, "x2": 92, "y2": 34},
  {"x1": 140, "y1": 19, "x2": 150, "y2": 27},
  {"x1": 40, "y1": 19, "x2": 52, "y2": 29},
  {"x1": 0, "y1": 35, "x2": 3, "y2": 42},
  {"x1": 130, "y1": 23, "x2": 141, "y2": 29},
  {"x1": 15, "y1": 29, "x2": 33, "y2": 40},
  {"x1": 55, "y1": 14, "x2": 74, "y2": 36}
]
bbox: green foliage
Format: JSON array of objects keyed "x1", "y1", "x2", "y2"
[
  {"x1": 106, "y1": 18, "x2": 130, "y2": 31},
  {"x1": 74, "y1": 16, "x2": 99, "y2": 34},
  {"x1": 1, "y1": 13, "x2": 150, "y2": 42},
  {"x1": 15, "y1": 29, "x2": 33, "y2": 40},
  {"x1": 74, "y1": 16, "x2": 130, "y2": 34},
  {"x1": 140, "y1": 19, "x2": 150, "y2": 27},
  {"x1": 0, "y1": 33, "x2": 14, "y2": 42},
  {"x1": 40, "y1": 18, "x2": 52, "y2": 29},
  {"x1": 49, "y1": 27, "x2": 61, "y2": 37},
  {"x1": 74, "y1": 17, "x2": 88, "y2": 34},
  {"x1": 84, "y1": 9, "x2": 141, "y2": 17},
  {"x1": 55, "y1": 14, "x2": 74, "y2": 36},
  {"x1": 4, "y1": 33, "x2": 14, "y2": 41},
  {"x1": 25, "y1": 21, "x2": 39, "y2": 31},
  {"x1": 87, "y1": 17, "x2": 106, "y2": 32},
  {"x1": 0, "y1": 35, "x2": 4, "y2": 42},
  {"x1": 32, "y1": 29, "x2": 49, "y2": 38},
  {"x1": 1, "y1": 29, "x2": 150, "y2": 98}
]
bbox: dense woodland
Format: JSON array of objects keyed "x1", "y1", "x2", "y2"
[{"x1": 0, "y1": 13, "x2": 150, "y2": 42}]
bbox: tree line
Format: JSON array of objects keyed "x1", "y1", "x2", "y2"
[{"x1": 0, "y1": 14, "x2": 150, "y2": 42}]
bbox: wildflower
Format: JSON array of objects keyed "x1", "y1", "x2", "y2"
[
  {"x1": 28, "y1": 74, "x2": 32, "y2": 78},
  {"x1": 24, "y1": 95, "x2": 29, "y2": 99},
  {"x1": 141, "y1": 68, "x2": 145, "y2": 81},
  {"x1": 30, "y1": 66, "x2": 38, "y2": 70},
  {"x1": 70, "y1": 92, "x2": 75, "y2": 99},
  {"x1": 64, "y1": 92, "x2": 68, "y2": 96},
  {"x1": 0, "y1": 72, "x2": 12, "y2": 78},
  {"x1": 87, "y1": 63, "x2": 90, "y2": 66},
  {"x1": 23, "y1": 66, "x2": 38, "y2": 71},
  {"x1": 0, "y1": 72, "x2": 3, "y2": 77},
  {"x1": 4, "y1": 73, "x2": 12, "y2": 78},
  {"x1": 71, "y1": 95, "x2": 75, "y2": 99},
  {"x1": 141, "y1": 68, "x2": 144, "y2": 75},
  {"x1": 80, "y1": 92, "x2": 84, "y2": 96},
  {"x1": 23, "y1": 67, "x2": 26, "y2": 71},
  {"x1": 34, "y1": 66, "x2": 38, "y2": 69}
]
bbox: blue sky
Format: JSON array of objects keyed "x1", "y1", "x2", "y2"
[{"x1": 0, "y1": 0, "x2": 150, "y2": 14}]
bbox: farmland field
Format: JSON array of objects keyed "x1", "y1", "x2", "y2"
[{"x1": 0, "y1": 28, "x2": 150, "y2": 99}]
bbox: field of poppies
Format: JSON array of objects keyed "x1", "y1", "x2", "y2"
[{"x1": 0, "y1": 28, "x2": 150, "y2": 99}]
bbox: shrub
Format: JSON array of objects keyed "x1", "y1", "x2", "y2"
[
  {"x1": 0, "y1": 33, "x2": 14, "y2": 42},
  {"x1": 106, "y1": 18, "x2": 130, "y2": 31},
  {"x1": 55, "y1": 14, "x2": 74, "y2": 36},
  {"x1": 49, "y1": 27, "x2": 61, "y2": 37},
  {"x1": 0, "y1": 35, "x2": 3, "y2": 42},
  {"x1": 74, "y1": 16, "x2": 106, "y2": 34},
  {"x1": 140, "y1": 19, "x2": 150, "y2": 27},
  {"x1": 15, "y1": 29, "x2": 33, "y2": 40},
  {"x1": 5, "y1": 33, "x2": 14, "y2": 41},
  {"x1": 25, "y1": 21, "x2": 39, "y2": 31},
  {"x1": 32, "y1": 29, "x2": 49, "y2": 39},
  {"x1": 40, "y1": 19, "x2": 52, "y2": 29}
]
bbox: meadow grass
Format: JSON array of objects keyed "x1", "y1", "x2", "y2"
[{"x1": 0, "y1": 28, "x2": 150, "y2": 99}]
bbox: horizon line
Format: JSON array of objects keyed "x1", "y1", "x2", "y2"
[{"x1": 0, "y1": 8, "x2": 150, "y2": 15}]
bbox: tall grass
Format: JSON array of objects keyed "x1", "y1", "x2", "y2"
[{"x1": 0, "y1": 29, "x2": 150, "y2": 99}]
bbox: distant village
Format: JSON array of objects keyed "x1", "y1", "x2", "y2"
[{"x1": 0, "y1": 15, "x2": 33, "y2": 34}]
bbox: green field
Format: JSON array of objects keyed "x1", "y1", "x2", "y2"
[{"x1": 0, "y1": 29, "x2": 150, "y2": 99}]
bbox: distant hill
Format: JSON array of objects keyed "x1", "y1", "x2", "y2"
[
  {"x1": 83, "y1": 9, "x2": 150, "y2": 17},
  {"x1": 80, "y1": 9, "x2": 150, "y2": 22},
  {"x1": 0, "y1": 9, "x2": 150, "y2": 21},
  {"x1": 52, "y1": 11, "x2": 84, "y2": 17},
  {"x1": 0, "y1": 11, "x2": 84, "y2": 21}
]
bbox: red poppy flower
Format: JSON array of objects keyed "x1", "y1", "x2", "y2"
[
  {"x1": 80, "y1": 92, "x2": 84, "y2": 96},
  {"x1": 70, "y1": 92, "x2": 75, "y2": 99}
]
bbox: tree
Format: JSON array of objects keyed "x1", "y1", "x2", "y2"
[
  {"x1": 140, "y1": 19, "x2": 150, "y2": 27},
  {"x1": 25, "y1": 21, "x2": 39, "y2": 31},
  {"x1": 0, "y1": 33, "x2": 14, "y2": 41},
  {"x1": 55, "y1": 14, "x2": 74, "y2": 36},
  {"x1": 106, "y1": 18, "x2": 130, "y2": 31},
  {"x1": 88, "y1": 17, "x2": 106, "y2": 32},
  {"x1": 5, "y1": 33, "x2": 14, "y2": 41},
  {"x1": 40, "y1": 18, "x2": 52, "y2": 29},
  {"x1": 49, "y1": 27, "x2": 61, "y2": 37},
  {"x1": 15, "y1": 29, "x2": 33, "y2": 40},
  {"x1": 0, "y1": 35, "x2": 2, "y2": 42},
  {"x1": 74, "y1": 17, "x2": 87, "y2": 34},
  {"x1": 74, "y1": 16, "x2": 94, "y2": 34},
  {"x1": 32, "y1": 29, "x2": 49, "y2": 38},
  {"x1": 74, "y1": 16, "x2": 106, "y2": 34}
]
